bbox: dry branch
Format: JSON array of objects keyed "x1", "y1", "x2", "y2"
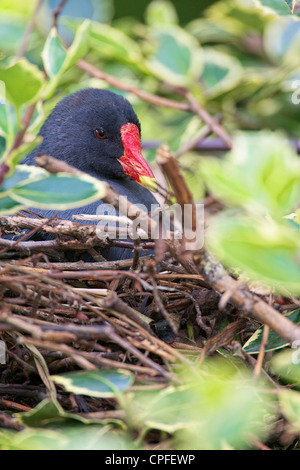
[
  {"x1": 198, "y1": 252, "x2": 300, "y2": 344},
  {"x1": 77, "y1": 60, "x2": 232, "y2": 148},
  {"x1": 35, "y1": 154, "x2": 157, "y2": 235},
  {"x1": 2, "y1": 37, "x2": 299, "y2": 427},
  {"x1": 156, "y1": 143, "x2": 197, "y2": 231}
]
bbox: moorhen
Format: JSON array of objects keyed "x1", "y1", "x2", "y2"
[{"x1": 22, "y1": 88, "x2": 158, "y2": 260}]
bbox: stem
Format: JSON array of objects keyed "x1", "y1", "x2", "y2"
[{"x1": 16, "y1": 0, "x2": 44, "y2": 59}]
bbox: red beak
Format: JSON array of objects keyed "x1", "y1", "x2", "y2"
[{"x1": 118, "y1": 123, "x2": 157, "y2": 192}]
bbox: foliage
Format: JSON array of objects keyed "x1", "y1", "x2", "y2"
[
  {"x1": 1, "y1": 0, "x2": 300, "y2": 452},
  {"x1": 201, "y1": 132, "x2": 300, "y2": 294},
  {"x1": 0, "y1": 361, "x2": 275, "y2": 450},
  {"x1": 0, "y1": 18, "x2": 105, "y2": 213}
]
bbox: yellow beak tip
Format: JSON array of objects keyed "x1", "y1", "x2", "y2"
[{"x1": 139, "y1": 176, "x2": 158, "y2": 193}]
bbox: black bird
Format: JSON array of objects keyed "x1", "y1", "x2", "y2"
[{"x1": 22, "y1": 88, "x2": 158, "y2": 260}]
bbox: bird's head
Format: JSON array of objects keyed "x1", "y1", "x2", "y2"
[{"x1": 38, "y1": 88, "x2": 157, "y2": 192}]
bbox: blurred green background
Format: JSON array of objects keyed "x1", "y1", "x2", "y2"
[
  {"x1": 47, "y1": 0, "x2": 216, "y2": 24},
  {"x1": 1, "y1": 0, "x2": 300, "y2": 201},
  {"x1": 113, "y1": 0, "x2": 215, "y2": 23},
  {"x1": 2, "y1": 0, "x2": 300, "y2": 451}
]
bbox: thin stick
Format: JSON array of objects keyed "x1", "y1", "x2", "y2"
[
  {"x1": 9, "y1": 104, "x2": 36, "y2": 153},
  {"x1": 200, "y1": 252, "x2": 300, "y2": 345},
  {"x1": 35, "y1": 154, "x2": 157, "y2": 234},
  {"x1": 183, "y1": 90, "x2": 232, "y2": 149},
  {"x1": 174, "y1": 114, "x2": 223, "y2": 159},
  {"x1": 1, "y1": 256, "x2": 153, "y2": 271},
  {"x1": 253, "y1": 324, "x2": 270, "y2": 377},
  {"x1": 77, "y1": 59, "x2": 191, "y2": 112},
  {"x1": 77, "y1": 60, "x2": 232, "y2": 149},
  {"x1": 156, "y1": 144, "x2": 197, "y2": 231},
  {"x1": 52, "y1": 0, "x2": 68, "y2": 29},
  {"x1": 16, "y1": 0, "x2": 44, "y2": 58}
]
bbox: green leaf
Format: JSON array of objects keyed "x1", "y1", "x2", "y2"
[
  {"x1": 130, "y1": 386, "x2": 192, "y2": 433},
  {"x1": 204, "y1": 0, "x2": 273, "y2": 36},
  {"x1": 42, "y1": 21, "x2": 90, "y2": 78},
  {"x1": 0, "y1": 164, "x2": 45, "y2": 192},
  {"x1": 187, "y1": 18, "x2": 242, "y2": 44},
  {"x1": 264, "y1": 17, "x2": 300, "y2": 65},
  {"x1": 0, "y1": 138, "x2": 42, "y2": 174},
  {"x1": 62, "y1": 19, "x2": 90, "y2": 71},
  {"x1": 201, "y1": 132, "x2": 300, "y2": 217},
  {"x1": 90, "y1": 22, "x2": 143, "y2": 67},
  {"x1": 20, "y1": 399, "x2": 70, "y2": 427},
  {"x1": 201, "y1": 158, "x2": 254, "y2": 208},
  {"x1": 0, "y1": 426, "x2": 132, "y2": 450},
  {"x1": 0, "y1": 59, "x2": 44, "y2": 108},
  {"x1": 131, "y1": 360, "x2": 273, "y2": 449},
  {"x1": 145, "y1": 0, "x2": 179, "y2": 26},
  {"x1": 201, "y1": 48, "x2": 243, "y2": 98},
  {"x1": 0, "y1": 194, "x2": 25, "y2": 214},
  {"x1": 43, "y1": 21, "x2": 90, "y2": 97},
  {"x1": 0, "y1": 103, "x2": 16, "y2": 151},
  {"x1": 207, "y1": 214, "x2": 300, "y2": 294},
  {"x1": 178, "y1": 361, "x2": 272, "y2": 450},
  {"x1": 258, "y1": 0, "x2": 294, "y2": 15},
  {"x1": 285, "y1": 0, "x2": 297, "y2": 12},
  {"x1": 0, "y1": 399, "x2": 133, "y2": 450},
  {"x1": 177, "y1": 155, "x2": 205, "y2": 203},
  {"x1": 284, "y1": 0, "x2": 298, "y2": 13},
  {"x1": 0, "y1": 106, "x2": 8, "y2": 138},
  {"x1": 42, "y1": 28, "x2": 67, "y2": 78},
  {"x1": 278, "y1": 389, "x2": 300, "y2": 431},
  {"x1": 0, "y1": 0, "x2": 37, "y2": 16},
  {"x1": 18, "y1": 398, "x2": 120, "y2": 427},
  {"x1": 10, "y1": 171, "x2": 106, "y2": 209},
  {"x1": 146, "y1": 26, "x2": 203, "y2": 86},
  {"x1": 0, "y1": 18, "x2": 30, "y2": 56},
  {"x1": 50, "y1": 369, "x2": 133, "y2": 398},
  {"x1": 243, "y1": 309, "x2": 300, "y2": 354},
  {"x1": 271, "y1": 348, "x2": 300, "y2": 385},
  {"x1": 0, "y1": 163, "x2": 107, "y2": 215},
  {"x1": 0, "y1": 80, "x2": 5, "y2": 105},
  {"x1": 17, "y1": 397, "x2": 126, "y2": 438}
]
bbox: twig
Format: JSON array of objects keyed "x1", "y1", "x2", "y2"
[
  {"x1": 102, "y1": 291, "x2": 152, "y2": 333},
  {"x1": 0, "y1": 215, "x2": 151, "y2": 249},
  {"x1": 253, "y1": 324, "x2": 270, "y2": 377},
  {"x1": 16, "y1": 0, "x2": 44, "y2": 58},
  {"x1": 108, "y1": 329, "x2": 172, "y2": 379},
  {"x1": 52, "y1": 0, "x2": 68, "y2": 29},
  {"x1": 0, "y1": 216, "x2": 101, "y2": 239},
  {"x1": 131, "y1": 238, "x2": 141, "y2": 271},
  {"x1": 77, "y1": 60, "x2": 233, "y2": 151},
  {"x1": 9, "y1": 104, "x2": 37, "y2": 154},
  {"x1": 199, "y1": 252, "x2": 300, "y2": 345},
  {"x1": 0, "y1": 263, "x2": 149, "y2": 284},
  {"x1": 0, "y1": 399, "x2": 32, "y2": 413},
  {"x1": 0, "y1": 413, "x2": 24, "y2": 431},
  {"x1": 156, "y1": 143, "x2": 197, "y2": 231},
  {"x1": 0, "y1": 262, "x2": 181, "y2": 372},
  {"x1": 1, "y1": 255, "x2": 153, "y2": 271},
  {"x1": 18, "y1": 337, "x2": 97, "y2": 371},
  {"x1": 176, "y1": 89, "x2": 232, "y2": 149},
  {"x1": 77, "y1": 59, "x2": 190, "y2": 112},
  {"x1": 35, "y1": 154, "x2": 157, "y2": 235},
  {"x1": 174, "y1": 114, "x2": 223, "y2": 159},
  {"x1": 73, "y1": 214, "x2": 132, "y2": 225}
]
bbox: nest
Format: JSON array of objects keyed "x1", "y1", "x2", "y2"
[{"x1": 0, "y1": 151, "x2": 295, "y2": 423}]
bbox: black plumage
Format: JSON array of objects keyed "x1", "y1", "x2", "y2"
[{"x1": 22, "y1": 88, "x2": 157, "y2": 260}]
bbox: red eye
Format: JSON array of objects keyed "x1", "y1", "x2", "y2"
[{"x1": 95, "y1": 128, "x2": 107, "y2": 140}]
